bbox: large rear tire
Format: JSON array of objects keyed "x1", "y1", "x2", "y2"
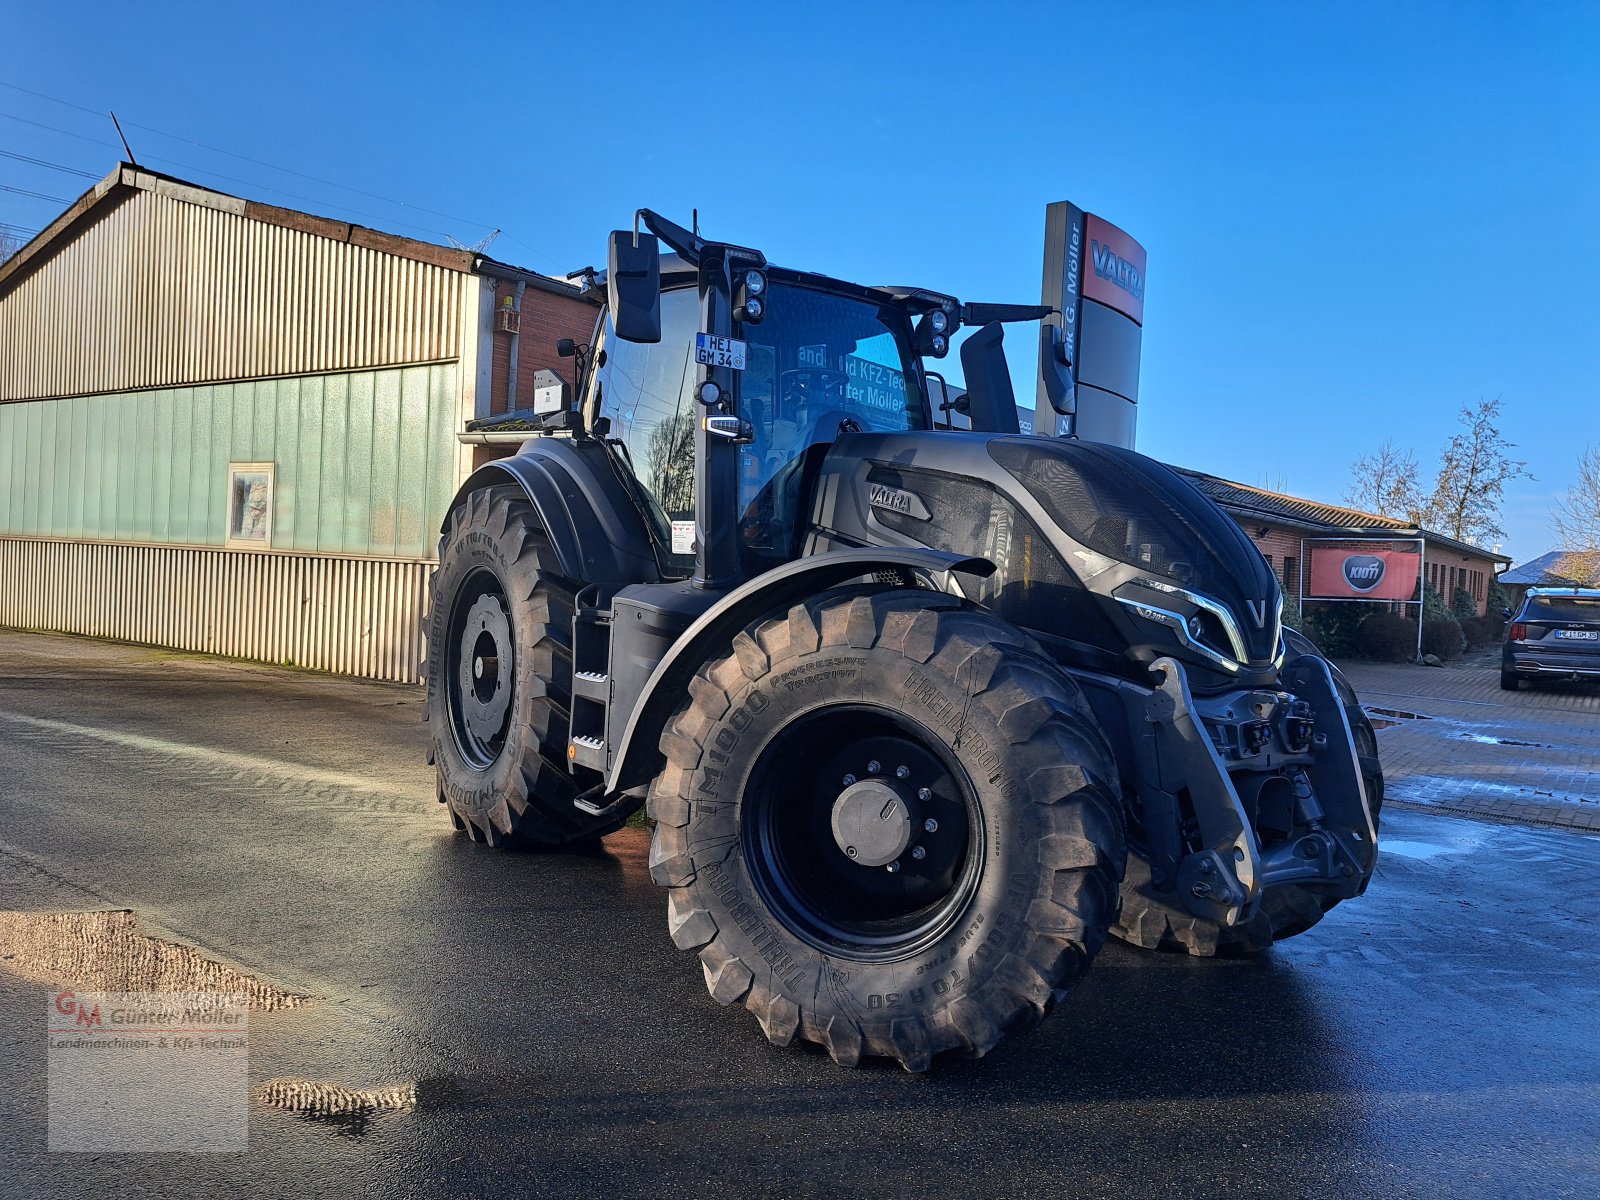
[
  {"x1": 425, "y1": 485, "x2": 624, "y2": 848},
  {"x1": 1112, "y1": 635, "x2": 1384, "y2": 957},
  {"x1": 647, "y1": 590, "x2": 1125, "y2": 1070}
]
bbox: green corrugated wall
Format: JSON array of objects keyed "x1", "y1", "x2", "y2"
[{"x1": 0, "y1": 362, "x2": 457, "y2": 559}]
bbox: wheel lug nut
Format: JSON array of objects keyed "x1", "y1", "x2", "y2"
[
  {"x1": 924, "y1": 818, "x2": 938, "y2": 833},
  {"x1": 895, "y1": 765, "x2": 910, "y2": 779},
  {"x1": 842, "y1": 774, "x2": 856, "y2": 786},
  {"x1": 886, "y1": 861, "x2": 901, "y2": 874},
  {"x1": 867, "y1": 760, "x2": 881, "y2": 774},
  {"x1": 845, "y1": 846, "x2": 858, "y2": 858},
  {"x1": 917, "y1": 788, "x2": 932, "y2": 802},
  {"x1": 910, "y1": 846, "x2": 926, "y2": 861}
]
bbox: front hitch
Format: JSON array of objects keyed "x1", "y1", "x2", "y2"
[{"x1": 1144, "y1": 656, "x2": 1262, "y2": 927}]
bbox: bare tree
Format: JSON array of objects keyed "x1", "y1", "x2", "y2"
[
  {"x1": 1423, "y1": 398, "x2": 1531, "y2": 545},
  {"x1": 1552, "y1": 445, "x2": 1600, "y2": 583},
  {"x1": 0, "y1": 228, "x2": 22, "y2": 265},
  {"x1": 1344, "y1": 439, "x2": 1425, "y2": 522},
  {"x1": 643, "y1": 410, "x2": 695, "y2": 517}
]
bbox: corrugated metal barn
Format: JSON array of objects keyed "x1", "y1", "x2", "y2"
[{"x1": 0, "y1": 164, "x2": 595, "y2": 681}]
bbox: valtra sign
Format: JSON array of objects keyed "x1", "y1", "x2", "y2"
[
  {"x1": 1081, "y1": 215, "x2": 1147, "y2": 326},
  {"x1": 1306, "y1": 546, "x2": 1421, "y2": 602}
]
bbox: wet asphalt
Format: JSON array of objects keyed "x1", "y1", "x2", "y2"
[{"x1": 0, "y1": 630, "x2": 1597, "y2": 1199}]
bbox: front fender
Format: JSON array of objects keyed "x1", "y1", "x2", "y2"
[{"x1": 604, "y1": 547, "x2": 995, "y2": 795}]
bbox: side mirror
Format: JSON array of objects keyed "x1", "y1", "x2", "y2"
[
  {"x1": 1040, "y1": 324, "x2": 1076, "y2": 418},
  {"x1": 958, "y1": 322, "x2": 1020, "y2": 435},
  {"x1": 556, "y1": 338, "x2": 577, "y2": 358},
  {"x1": 607, "y1": 231, "x2": 661, "y2": 344},
  {"x1": 1501, "y1": 608, "x2": 1512, "y2": 619}
]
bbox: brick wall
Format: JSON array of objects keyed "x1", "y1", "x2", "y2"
[
  {"x1": 486, "y1": 282, "x2": 598, "y2": 416},
  {"x1": 1240, "y1": 524, "x2": 1308, "y2": 598},
  {"x1": 1424, "y1": 551, "x2": 1496, "y2": 616}
]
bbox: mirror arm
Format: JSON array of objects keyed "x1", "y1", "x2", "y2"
[{"x1": 638, "y1": 208, "x2": 703, "y2": 265}]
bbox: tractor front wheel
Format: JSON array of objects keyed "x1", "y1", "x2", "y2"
[{"x1": 647, "y1": 589, "x2": 1124, "y2": 1070}]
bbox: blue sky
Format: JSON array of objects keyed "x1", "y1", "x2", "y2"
[{"x1": 3, "y1": 2, "x2": 1595, "y2": 564}]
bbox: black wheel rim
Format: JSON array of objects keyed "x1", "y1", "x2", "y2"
[
  {"x1": 742, "y1": 705, "x2": 984, "y2": 962},
  {"x1": 446, "y1": 568, "x2": 514, "y2": 770}
]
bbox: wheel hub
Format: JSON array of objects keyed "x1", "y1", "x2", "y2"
[
  {"x1": 830, "y1": 778, "x2": 918, "y2": 868},
  {"x1": 458, "y1": 593, "x2": 513, "y2": 743}
]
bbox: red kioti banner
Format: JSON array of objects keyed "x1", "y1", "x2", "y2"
[{"x1": 1307, "y1": 547, "x2": 1421, "y2": 601}]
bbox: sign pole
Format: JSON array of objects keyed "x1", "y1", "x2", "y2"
[{"x1": 1416, "y1": 538, "x2": 1427, "y2": 663}]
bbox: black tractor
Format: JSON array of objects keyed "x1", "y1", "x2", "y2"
[{"x1": 425, "y1": 211, "x2": 1382, "y2": 1070}]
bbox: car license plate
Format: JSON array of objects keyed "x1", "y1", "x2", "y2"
[
  {"x1": 695, "y1": 333, "x2": 746, "y2": 371},
  {"x1": 1554, "y1": 629, "x2": 1598, "y2": 640}
]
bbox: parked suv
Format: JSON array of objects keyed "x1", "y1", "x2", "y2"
[{"x1": 1501, "y1": 587, "x2": 1600, "y2": 690}]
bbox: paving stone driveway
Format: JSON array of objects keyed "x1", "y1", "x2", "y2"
[{"x1": 1338, "y1": 645, "x2": 1600, "y2": 832}]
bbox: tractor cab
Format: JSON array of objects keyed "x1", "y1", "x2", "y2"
[
  {"x1": 587, "y1": 255, "x2": 935, "y2": 578},
  {"x1": 586, "y1": 211, "x2": 1054, "y2": 586}
]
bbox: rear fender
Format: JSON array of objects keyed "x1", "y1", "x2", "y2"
[{"x1": 446, "y1": 437, "x2": 661, "y2": 585}]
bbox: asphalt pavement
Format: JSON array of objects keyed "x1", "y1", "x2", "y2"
[{"x1": 1, "y1": 630, "x2": 1598, "y2": 1199}]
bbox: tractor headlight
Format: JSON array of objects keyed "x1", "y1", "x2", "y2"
[{"x1": 1113, "y1": 578, "x2": 1254, "y2": 674}]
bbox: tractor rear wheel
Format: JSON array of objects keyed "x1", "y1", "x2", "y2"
[
  {"x1": 426, "y1": 485, "x2": 624, "y2": 847},
  {"x1": 647, "y1": 589, "x2": 1124, "y2": 1070}
]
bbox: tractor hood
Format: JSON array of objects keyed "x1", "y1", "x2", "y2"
[{"x1": 809, "y1": 430, "x2": 1285, "y2": 687}]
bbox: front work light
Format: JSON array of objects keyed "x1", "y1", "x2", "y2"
[
  {"x1": 736, "y1": 268, "x2": 767, "y2": 324},
  {"x1": 916, "y1": 309, "x2": 954, "y2": 357}
]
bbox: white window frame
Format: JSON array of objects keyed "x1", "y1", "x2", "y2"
[{"x1": 225, "y1": 462, "x2": 276, "y2": 550}]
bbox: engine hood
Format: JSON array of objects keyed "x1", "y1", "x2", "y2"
[{"x1": 809, "y1": 430, "x2": 1284, "y2": 685}]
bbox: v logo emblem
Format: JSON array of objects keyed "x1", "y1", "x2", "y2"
[{"x1": 1245, "y1": 599, "x2": 1269, "y2": 628}]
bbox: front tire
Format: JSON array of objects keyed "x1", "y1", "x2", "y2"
[
  {"x1": 647, "y1": 590, "x2": 1125, "y2": 1070},
  {"x1": 1500, "y1": 668, "x2": 1521, "y2": 691},
  {"x1": 425, "y1": 485, "x2": 624, "y2": 848}
]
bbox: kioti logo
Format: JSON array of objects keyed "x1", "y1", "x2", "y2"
[
  {"x1": 1342, "y1": 555, "x2": 1387, "y2": 592},
  {"x1": 1091, "y1": 240, "x2": 1144, "y2": 301},
  {"x1": 54, "y1": 991, "x2": 103, "y2": 1030}
]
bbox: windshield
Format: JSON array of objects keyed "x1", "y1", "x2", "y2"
[{"x1": 737, "y1": 283, "x2": 925, "y2": 565}]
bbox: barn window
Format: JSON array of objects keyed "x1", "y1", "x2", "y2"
[{"x1": 226, "y1": 463, "x2": 275, "y2": 549}]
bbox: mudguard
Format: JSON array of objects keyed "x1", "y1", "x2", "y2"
[
  {"x1": 603, "y1": 546, "x2": 995, "y2": 796},
  {"x1": 447, "y1": 437, "x2": 661, "y2": 585}
]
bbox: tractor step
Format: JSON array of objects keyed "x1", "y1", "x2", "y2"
[
  {"x1": 569, "y1": 733, "x2": 607, "y2": 772},
  {"x1": 572, "y1": 670, "x2": 610, "y2": 703},
  {"x1": 568, "y1": 585, "x2": 614, "y2": 775},
  {"x1": 571, "y1": 784, "x2": 636, "y2": 820}
]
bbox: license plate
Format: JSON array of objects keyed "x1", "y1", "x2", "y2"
[
  {"x1": 1554, "y1": 629, "x2": 1598, "y2": 640},
  {"x1": 695, "y1": 333, "x2": 746, "y2": 371}
]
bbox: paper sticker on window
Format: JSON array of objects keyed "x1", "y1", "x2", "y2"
[{"x1": 671, "y1": 520, "x2": 696, "y2": 556}]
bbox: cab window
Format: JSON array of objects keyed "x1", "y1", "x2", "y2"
[{"x1": 593, "y1": 286, "x2": 699, "y2": 570}]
